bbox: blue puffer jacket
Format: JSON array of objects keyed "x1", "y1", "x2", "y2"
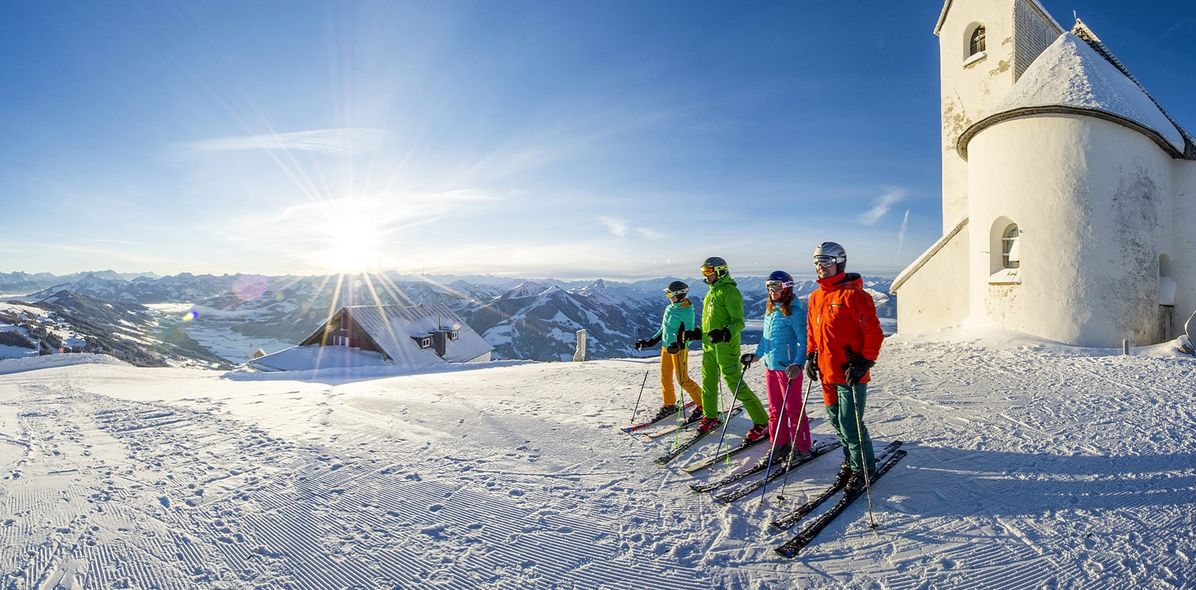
[{"x1": 752, "y1": 300, "x2": 808, "y2": 371}]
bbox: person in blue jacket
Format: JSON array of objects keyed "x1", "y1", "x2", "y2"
[
  {"x1": 636, "y1": 281, "x2": 703, "y2": 423},
  {"x1": 740, "y1": 270, "x2": 810, "y2": 461}
]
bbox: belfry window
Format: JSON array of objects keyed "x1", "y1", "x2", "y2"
[{"x1": 969, "y1": 26, "x2": 986, "y2": 56}]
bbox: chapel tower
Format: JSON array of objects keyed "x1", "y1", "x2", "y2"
[{"x1": 934, "y1": 0, "x2": 1062, "y2": 232}]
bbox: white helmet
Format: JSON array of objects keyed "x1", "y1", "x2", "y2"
[{"x1": 813, "y1": 242, "x2": 847, "y2": 270}]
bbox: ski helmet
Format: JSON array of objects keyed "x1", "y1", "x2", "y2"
[
  {"x1": 765, "y1": 270, "x2": 794, "y2": 296},
  {"x1": 813, "y1": 242, "x2": 847, "y2": 270},
  {"x1": 664, "y1": 280, "x2": 689, "y2": 299},
  {"x1": 700, "y1": 256, "x2": 729, "y2": 282}
]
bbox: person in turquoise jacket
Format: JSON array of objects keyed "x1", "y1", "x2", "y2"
[
  {"x1": 635, "y1": 281, "x2": 703, "y2": 423},
  {"x1": 740, "y1": 270, "x2": 810, "y2": 463},
  {"x1": 696, "y1": 256, "x2": 769, "y2": 442}
]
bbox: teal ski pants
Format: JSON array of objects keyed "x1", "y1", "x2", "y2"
[
  {"x1": 824, "y1": 383, "x2": 876, "y2": 475},
  {"x1": 701, "y1": 340, "x2": 768, "y2": 425}
]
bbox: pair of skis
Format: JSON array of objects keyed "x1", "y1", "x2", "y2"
[
  {"x1": 620, "y1": 400, "x2": 697, "y2": 433},
  {"x1": 653, "y1": 407, "x2": 743, "y2": 465},
  {"x1": 701, "y1": 440, "x2": 841, "y2": 502},
  {"x1": 772, "y1": 441, "x2": 906, "y2": 558}
]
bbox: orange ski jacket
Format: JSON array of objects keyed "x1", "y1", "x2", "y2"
[{"x1": 807, "y1": 272, "x2": 883, "y2": 390}]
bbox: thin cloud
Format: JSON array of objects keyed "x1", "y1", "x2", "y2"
[
  {"x1": 896, "y1": 209, "x2": 910, "y2": 258},
  {"x1": 184, "y1": 128, "x2": 390, "y2": 154},
  {"x1": 599, "y1": 216, "x2": 629, "y2": 237},
  {"x1": 637, "y1": 227, "x2": 663, "y2": 240},
  {"x1": 858, "y1": 188, "x2": 907, "y2": 225}
]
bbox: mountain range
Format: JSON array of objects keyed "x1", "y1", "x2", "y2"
[{"x1": 0, "y1": 271, "x2": 895, "y2": 366}]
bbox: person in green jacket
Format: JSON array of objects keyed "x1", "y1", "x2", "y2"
[{"x1": 696, "y1": 256, "x2": 769, "y2": 441}]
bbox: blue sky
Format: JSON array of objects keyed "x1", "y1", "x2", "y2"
[{"x1": 1, "y1": 1, "x2": 1193, "y2": 279}]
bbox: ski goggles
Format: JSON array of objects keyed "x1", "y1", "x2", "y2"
[
  {"x1": 664, "y1": 287, "x2": 688, "y2": 298},
  {"x1": 765, "y1": 279, "x2": 794, "y2": 292},
  {"x1": 813, "y1": 255, "x2": 839, "y2": 268},
  {"x1": 700, "y1": 264, "x2": 727, "y2": 276}
]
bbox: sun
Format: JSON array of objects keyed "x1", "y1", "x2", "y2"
[
  {"x1": 302, "y1": 197, "x2": 388, "y2": 274},
  {"x1": 315, "y1": 233, "x2": 383, "y2": 274}
]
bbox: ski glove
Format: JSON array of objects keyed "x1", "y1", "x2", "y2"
[
  {"x1": 682, "y1": 328, "x2": 702, "y2": 341},
  {"x1": 842, "y1": 346, "x2": 875, "y2": 385},
  {"x1": 708, "y1": 327, "x2": 732, "y2": 343},
  {"x1": 666, "y1": 342, "x2": 681, "y2": 354},
  {"x1": 739, "y1": 353, "x2": 756, "y2": 369},
  {"x1": 635, "y1": 335, "x2": 661, "y2": 351},
  {"x1": 805, "y1": 351, "x2": 819, "y2": 382},
  {"x1": 784, "y1": 363, "x2": 802, "y2": 381}
]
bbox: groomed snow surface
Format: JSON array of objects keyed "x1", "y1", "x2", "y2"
[{"x1": 1, "y1": 332, "x2": 1195, "y2": 589}]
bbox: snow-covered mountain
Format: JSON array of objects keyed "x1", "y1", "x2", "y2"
[
  {"x1": 0, "y1": 292, "x2": 229, "y2": 368},
  {"x1": 4, "y1": 272, "x2": 896, "y2": 363}
]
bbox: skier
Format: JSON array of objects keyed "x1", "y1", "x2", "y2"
[
  {"x1": 805, "y1": 242, "x2": 883, "y2": 492},
  {"x1": 635, "y1": 280, "x2": 704, "y2": 424},
  {"x1": 694, "y1": 257, "x2": 769, "y2": 442},
  {"x1": 739, "y1": 270, "x2": 810, "y2": 464}
]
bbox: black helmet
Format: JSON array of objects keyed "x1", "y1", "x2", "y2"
[
  {"x1": 813, "y1": 242, "x2": 847, "y2": 270},
  {"x1": 664, "y1": 280, "x2": 689, "y2": 299},
  {"x1": 700, "y1": 256, "x2": 729, "y2": 281}
]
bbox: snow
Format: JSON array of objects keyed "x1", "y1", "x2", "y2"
[
  {"x1": 0, "y1": 345, "x2": 37, "y2": 360},
  {"x1": 987, "y1": 33, "x2": 1185, "y2": 151},
  {"x1": 246, "y1": 344, "x2": 390, "y2": 372},
  {"x1": 1, "y1": 333, "x2": 1194, "y2": 588}
]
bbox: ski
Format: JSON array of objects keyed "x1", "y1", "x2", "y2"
[
  {"x1": 653, "y1": 407, "x2": 743, "y2": 466},
  {"x1": 710, "y1": 440, "x2": 847, "y2": 503},
  {"x1": 681, "y1": 434, "x2": 770, "y2": 474},
  {"x1": 689, "y1": 439, "x2": 840, "y2": 493},
  {"x1": 774, "y1": 449, "x2": 908, "y2": 558},
  {"x1": 769, "y1": 440, "x2": 903, "y2": 532},
  {"x1": 621, "y1": 401, "x2": 697, "y2": 433}
]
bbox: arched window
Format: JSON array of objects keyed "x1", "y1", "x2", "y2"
[
  {"x1": 969, "y1": 25, "x2": 986, "y2": 56},
  {"x1": 1001, "y1": 224, "x2": 1020, "y2": 269}
]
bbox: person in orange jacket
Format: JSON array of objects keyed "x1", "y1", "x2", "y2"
[{"x1": 805, "y1": 241, "x2": 883, "y2": 492}]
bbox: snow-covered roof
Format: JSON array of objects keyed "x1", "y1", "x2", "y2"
[
  {"x1": 300, "y1": 303, "x2": 493, "y2": 368},
  {"x1": 350, "y1": 304, "x2": 492, "y2": 364},
  {"x1": 958, "y1": 31, "x2": 1188, "y2": 158}
]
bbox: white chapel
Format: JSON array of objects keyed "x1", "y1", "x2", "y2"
[{"x1": 893, "y1": 0, "x2": 1196, "y2": 347}]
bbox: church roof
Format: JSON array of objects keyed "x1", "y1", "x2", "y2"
[{"x1": 958, "y1": 29, "x2": 1191, "y2": 159}]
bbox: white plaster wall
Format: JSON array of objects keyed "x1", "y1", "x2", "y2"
[
  {"x1": 938, "y1": 0, "x2": 1019, "y2": 232},
  {"x1": 894, "y1": 225, "x2": 971, "y2": 333},
  {"x1": 967, "y1": 115, "x2": 1173, "y2": 346},
  {"x1": 1173, "y1": 161, "x2": 1196, "y2": 336}
]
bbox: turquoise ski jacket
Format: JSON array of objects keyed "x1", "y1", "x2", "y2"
[{"x1": 651, "y1": 298, "x2": 696, "y2": 348}]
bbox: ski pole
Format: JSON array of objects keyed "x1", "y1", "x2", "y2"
[
  {"x1": 850, "y1": 381, "x2": 878, "y2": 529},
  {"x1": 842, "y1": 345, "x2": 878, "y2": 529},
  {"x1": 757, "y1": 372, "x2": 798, "y2": 508},
  {"x1": 775, "y1": 376, "x2": 814, "y2": 503},
  {"x1": 711, "y1": 360, "x2": 749, "y2": 466},
  {"x1": 629, "y1": 369, "x2": 649, "y2": 427}
]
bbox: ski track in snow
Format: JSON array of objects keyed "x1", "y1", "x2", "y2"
[{"x1": 0, "y1": 335, "x2": 1194, "y2": 588}]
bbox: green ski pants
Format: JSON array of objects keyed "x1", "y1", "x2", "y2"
[{"x1": 701, "y1": 340, "x2": 767, "y2": 425}]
